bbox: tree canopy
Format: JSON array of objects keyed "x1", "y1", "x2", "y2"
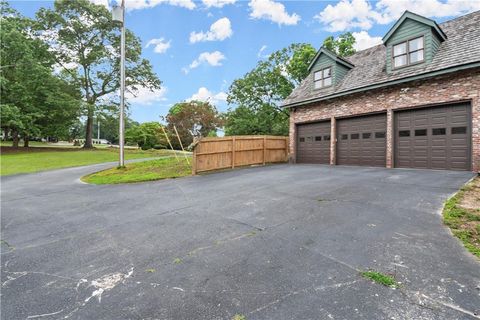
[
  {"x1": 165, "y1": 100, "x2": 223, "y2": 149},
  {"x1": 322, "y1": 32, "x2": 356, "y2": 57},
  {"x1": 0, "y1": 3, "x2": 81, "y2": 147},
  {"x1": 225, "y1": 43, "x2": 316, "y2": 136},
  {"x1": 35, "y1": 0, "x2": 161, "y2": 148},
  {"x1": 125, "y1": 122, "x2": 166, "y2": 150}
]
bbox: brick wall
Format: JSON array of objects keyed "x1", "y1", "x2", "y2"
[{"x1": 289, "y1": 68, "x2": 480, "y2": 172}]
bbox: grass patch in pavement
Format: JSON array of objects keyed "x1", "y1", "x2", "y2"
[
  {"x1": 81, "y1": 157, "x2": 191, "y2": 184},
  {"x1": 1, "y1": 147, "x2": 183, "y2": 176},
  {"x1": 361, "y1": 270, "x2": 397, "y2": 288},
  {"x1": 443, "y1": 177, "x2": 480, "y2": 258}
]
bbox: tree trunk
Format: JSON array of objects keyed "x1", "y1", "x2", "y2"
[
  {"x1": 3, "y1": 128, "x2": 8, "y2": 141},
  {"x1": 12, "y1": 130, "x2": 19, "y2": 148},
  {"x1": 23, "y1": 135, "x2": 29, "y2": 147},
  {"x1": 84, "y1": 113, "x2": 94, "y2": 148}
]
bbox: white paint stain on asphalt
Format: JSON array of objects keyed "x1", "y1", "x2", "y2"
[
  {"x1": 172, "y1": 287, "x2": 185, "y2": 292},
  {"x1": 27, "y1": 309, "x2": 64, "y2": 319},
  {"x1": 84, "y1": 267, "x2": 134, "y2": 303}
]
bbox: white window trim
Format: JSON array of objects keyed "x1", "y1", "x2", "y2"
[
  {"x1": 392, "y1": 35, "x2": 425, "y2": 69},
  {"x1": 313, "y1": 66, "x2": 332, "y2": 89}
]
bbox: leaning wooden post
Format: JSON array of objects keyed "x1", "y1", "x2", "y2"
[
  {"x1": 263, "y1": 136, "x2": 267, "y2": 165},
  {"x1": 161, "y1": 125, "x2": 179, "y2": 162},
  {"x1": 173, "y1": 124, "x2": 190, "y2": 165},
  {"x1": 192, "y1": 141, "x2": 197, "y2": 175}
]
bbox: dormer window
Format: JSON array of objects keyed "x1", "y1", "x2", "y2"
[
  {"x1": 393, "y1": 36, "x2": 425, "y2": 69},
  {"x1": 314, "y1": 67, "x2": 332, "y2": 89}
]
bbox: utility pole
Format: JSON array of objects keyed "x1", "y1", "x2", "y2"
[
  {"x1": 97, "y1": 117, "x2": 100, "y2": 140},
  {"x1": 112, "y1": 0, "x2": 125, "y2": 167}
]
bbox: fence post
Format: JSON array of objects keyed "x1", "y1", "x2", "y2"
[
  {"x1": 285, "y1": 137, "x2": 289, "y2": 161},
  {"x1": 263, "y1": 136, "x2": 267, "y2": 165},
  {"x1": 231, "y1": 136, "x2": 236, "y2": 169}
]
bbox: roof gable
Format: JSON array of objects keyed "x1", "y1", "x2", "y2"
[
  {"x1": 383, "y1": 11, "x2": 447, "y2": 43},
  {"x1": 283, "y1": 10, "x2": 480, "y2": 108},
  {"x1": 307, "y1": 47, "x2": 354, "y2": 72}
]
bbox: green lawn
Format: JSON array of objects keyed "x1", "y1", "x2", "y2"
[
  {"x1": 0, "y1": 148, "x2": 184, "y2": 176},
  {"x1": 81, "y1": 157, "x2": 191, "y2": 184},
  {"x1": 443, "y1": 177, "x2": 480, "y2": 258}
]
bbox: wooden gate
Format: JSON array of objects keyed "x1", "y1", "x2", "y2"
[{"x1": 192, "y1": 136, "x2": 289, "y2": 174}]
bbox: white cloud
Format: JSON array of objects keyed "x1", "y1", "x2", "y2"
[
  {"x1": 183, "y1": 51, "x2": 226, "y2": 74},
  {"x1": 248, "y1": 0, "x2": 300, "y2": 26},
  {"x1": 53, "y1": 62, "x2": 79, "y2": 74},
  {"x1": 257, "y1": 45, "x2": 268, "y2": 58},
  {"x1": 314, "y1": 0, "x2": 480, "y2": 32},
  {"x1": 89, "y1": 0, "x2": 109, "y2": 8},
  {"x1": 374, "y1": 0, "x2": 480, "y2": 23},
  {"x1": 126, "y1": 86, "x2": 168, "y2": 105},
  {"x1": 202, "y1": 0, "x2": 236, "y2": 8},
  {"x1": 189, "y1": 17, "x2": 233, "y2": 43},
  {"x1": 352, "y1": 31, "x2": 383, "y2": 50},
  {"x1": 187, "y1": 87, "x2": 227, "y2": 104},
  {"x1": 125, "y1": 0, "x2": 196, "y2": 11},
  {"x1": 145, "y1": 38, "x2": 171, "y2": 54},
  {"x1": 314, "y1": 0, "x2": 379, "y2": 32}
]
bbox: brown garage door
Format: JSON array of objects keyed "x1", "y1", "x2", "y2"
[
  {"x1": 394, "y1": 103, "x2": 471, "y2": 171},
  {"x1": 296, "y1": 121, "x2": 331, "y2": 164},
  {"x1": 337, "y1": 113, "x2": 387, "y2": 167}
]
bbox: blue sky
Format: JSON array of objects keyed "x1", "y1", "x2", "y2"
[{"x1": 10, "y1": 0, "x2": 480, "y2": 123}]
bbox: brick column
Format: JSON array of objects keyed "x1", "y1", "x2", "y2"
[
  {"x1": 330, "y1": 116, "x2": 336, "y2": 165},
  {"x1": 386, "y1": 109, "x2": 393, "y2": 168},
  {"x1": 289, "y1": 111, "x2": 296, "y2": 163}
]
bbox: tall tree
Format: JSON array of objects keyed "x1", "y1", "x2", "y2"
[
  {"x1": 0, "y1": 3, "x2": 81, "y2": 147},
  {"x1": 322, "y1": 32, "x2": 356, "y2": 57},
  {"x1": 35, "y1": 0, "x2": 161, "y2": 148},
  {"x1": 225, "y1": 43, "x2": 316, "y2": 136},
  {"x1": 95, "y1": 109, "x2": 139, "y2": 144},
  {"x1": 224, "y1": 104, "x2": 288, "y2": 136},
  {"x1": 165, "y1": 100, "x2": 222, "y2": 149}
]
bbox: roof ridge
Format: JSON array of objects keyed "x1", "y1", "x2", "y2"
[
  {"x1": 347, "y1": 11, "x2": 480, "y2": 57},
  {"x1": 439, "y1": 9, "x2": 480, "y2": 25},
  {"x1": 344, "y1": 43, "x2": 383, "y2": 60}
]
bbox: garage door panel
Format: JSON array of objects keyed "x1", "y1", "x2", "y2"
[
  {"x1": 431, "y1": 118, "x2": 447, "y2": 125},
  {"x1": 394, "y1": 103, "x2": 471, "y2": 171},
  {"x1": 296, "y1": 121, "x2": 331, "y2": 164},
  {"x1": 337, "y1": 113, "x2": 386, "y2": 167},
  {"x1": 451, "y1": 137, "x2": 468, "y2": 143},
  {"x1": 414, "y1": 160, "x2": 428, "y2": 167},
  {"x1": 452, "y1": 115, "x2": 468, "y2": 124},
  {"x1": 451, "y1": 149, "x2": 468, "y2": 156},
  {"x1": 414, "y1": 140, "x2": 428, "y2": 147},
  {"x1": 431, "y1": 140, "x2": 447, "y2": 147}
]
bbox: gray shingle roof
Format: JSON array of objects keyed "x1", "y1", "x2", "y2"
[{"x1": 283, "y1": 10, "x2": 480, "y2": 107}]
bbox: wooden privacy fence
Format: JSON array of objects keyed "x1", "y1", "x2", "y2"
[{"x1": 192, "y1": 135, "x2": 289, "y2": 174}]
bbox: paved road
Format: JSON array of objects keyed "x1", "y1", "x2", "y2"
[{"x1": 1, "y1": 164, "x2": 479, "y2": 320}]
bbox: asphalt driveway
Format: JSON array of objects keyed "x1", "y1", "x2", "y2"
[{"x1": 1, "y1": 164, "x2": 479, "y2": 319}]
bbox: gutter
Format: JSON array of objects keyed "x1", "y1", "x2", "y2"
[{"x1": 283, "y1": 61, "x2": 480, "y2": 109}]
